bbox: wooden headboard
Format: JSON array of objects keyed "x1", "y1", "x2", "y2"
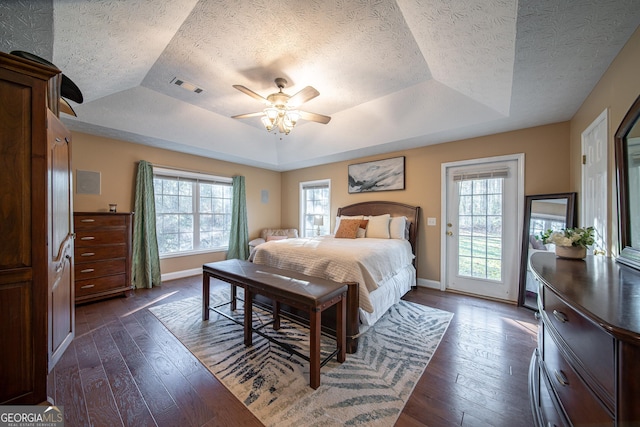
[{"x1": 337, "y1": 201, "x2": 421, "y2": 273}]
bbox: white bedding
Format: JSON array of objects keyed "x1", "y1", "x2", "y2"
[
  {"x1": 359, "y1": 263, "x2": 415, "y2": 327},
  {"x1": 251, "y1": 235, "x2": 414, "y2": 313}
]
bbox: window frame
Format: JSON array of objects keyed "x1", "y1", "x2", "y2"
[
  {"x1": 153, "y1": 167, "x2": 233, "y2": 259},
  {"x1": 299, "y1": 179, "x2": 331, "y2": 238}
]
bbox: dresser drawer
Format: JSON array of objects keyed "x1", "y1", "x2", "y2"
[
  {"x1": 74, "y1": 214, "x2": 127, "y2": 229},
  {"x1": 543, "y1": 288, "x2": 615, "y2": 399},
  {"x1": 76, "y1": 229, "x2": 127, "y2": 246},
  {"x1": 75, "y1": 274, "x2": 127, "y2": 297},
  {"x1": 75, "y1": 244, "x2": 126, "y2": 261},
  {"x1": 543, "y1": 328, "x2": 613, "y2": 426},
  {"x1": 75, "y1": 259, "x2": 126, "y2": 280},
  {"x1": 532, "y1": 348, "x2": 569, "y2": 427}
]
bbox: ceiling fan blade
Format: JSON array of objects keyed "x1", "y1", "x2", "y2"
[
  {"x1": 233, "y1": 85, "x2": 268, "y2": 103},
  {"x1": 231, "y1": 112, "x2": 264, "y2": 119},
  {"x1": 299, "y1": 110, "x2": 331, "y2": 124},
  {"x1": 288, "y1": 86, "x2": 320, "y2": 107}
]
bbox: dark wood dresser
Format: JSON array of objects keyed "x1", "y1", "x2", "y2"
[
  {"x1": 74, "y1": 212, "x2": 133, "y2": 304},
  {"x1": 529, "y1": 252, "x2": 640, "y2": 427}
]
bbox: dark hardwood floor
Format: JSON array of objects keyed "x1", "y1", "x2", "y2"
[{"x1": 48, "y1": 276, "x2": 538, "y2": 427}]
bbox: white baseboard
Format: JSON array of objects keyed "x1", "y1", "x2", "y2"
[
  {"x1": 161, "y1": 268, "x2": 202, "y2": 282},
  {"x1": 417, "y1": 277, "x2": 441, "y2": 290}
]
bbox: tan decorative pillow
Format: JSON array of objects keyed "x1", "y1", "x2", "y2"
[
  {"x1": 334, "y1": 215, "x2": 364, "y2": 234},
  {"x1": 335, "y1": 219, "x2": 361, "y2": 239}
]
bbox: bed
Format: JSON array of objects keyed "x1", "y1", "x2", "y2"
[{"x1": 251, "y1": 201, "x2": 420, "y2": 352}]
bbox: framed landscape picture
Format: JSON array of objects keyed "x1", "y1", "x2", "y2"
[{"x1": 348, "y1": 156, "x2": 405, "y2": 193}]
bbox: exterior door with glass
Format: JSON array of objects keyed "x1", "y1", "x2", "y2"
[{"x1": 443, "y1": 156, "x2": 522, "y2": 301}]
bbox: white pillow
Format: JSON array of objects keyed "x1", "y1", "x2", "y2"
[
  {"x1": 334, "y1": 215, "x2": 364, "y2": 234},
  {"x1": 366, "y1": 214, "x2": 391, "y2": 238},
  {"x1": 389, "y1": 216, "x2": 407, "y2": 239}
]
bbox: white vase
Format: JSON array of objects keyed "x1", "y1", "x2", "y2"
[{"x1": 555, "y1": 245, "x2": 586, "y2": 259}]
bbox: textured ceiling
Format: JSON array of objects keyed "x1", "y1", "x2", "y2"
[{"x1": 1, "y1": 0, "x2": 639, "y2": 171}]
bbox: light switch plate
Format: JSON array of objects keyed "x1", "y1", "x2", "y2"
[{"x1": 427, "y1": 217, "x2": 436, "y2": 226}]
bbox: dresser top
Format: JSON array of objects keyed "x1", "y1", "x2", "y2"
[{"x1": 531, "y1": 252, "x2": 640, "y2": 340}]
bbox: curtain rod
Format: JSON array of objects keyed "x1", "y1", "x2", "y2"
[{"x1": 138, "y1": 161, "x2": 234, "y2": 179}]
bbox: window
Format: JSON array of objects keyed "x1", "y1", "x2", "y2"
[
  {"x1": 300, "y1": 179, "x2": 331, "y2": 237},
  {"x1": 457, "y1": 177, "x2": 504, "y2": 281},
  {"x1": 153, "y1": 167, "x2": 232, "y2": 257}
]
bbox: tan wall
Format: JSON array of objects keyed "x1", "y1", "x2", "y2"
[
  {"x1": 72, "y1": 132, "x2": 281, "y2": 274},
  {"x1": 569, "y1": 26, "x2": 640, "y2": 255},
  {"x1": 281, "y1": 122, "x2": 570, "y2": 283},
  {"x1": 70, "y1": 25, "x2": 639, "y2": 281}
]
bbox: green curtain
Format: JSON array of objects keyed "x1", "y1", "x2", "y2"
[
  {"x1": 227, "y1": 175, "x2": 249, "y2": 260},
  {"x1": 131, "y1": 160, "x2": 161, "y2": 288}
]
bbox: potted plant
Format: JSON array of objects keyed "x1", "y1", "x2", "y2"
[{"x1": 538, "y1": 226, "x2": 595, "y2": 259}]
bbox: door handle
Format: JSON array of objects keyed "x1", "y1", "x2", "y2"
[
  {"x1": 553, "y1": 310, "x2": 568, "y2": 323},
  {"x1": 446, "y1": 231, "x2": 453, "y2": 236},
  {"x1": 554, "y1": 369, "x2": 570, "y2": 386}
]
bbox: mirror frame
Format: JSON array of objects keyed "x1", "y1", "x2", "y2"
[
  {"x1": 615, "y1": 94, "x2": 640, "y2": 270},
  {"x1": 518, "y1": 192, "x2": 577, "y2": 308}
]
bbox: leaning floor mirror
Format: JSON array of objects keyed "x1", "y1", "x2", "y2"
[{"x1": 518, "y1": 192, "x2": 577, "y2": 309}]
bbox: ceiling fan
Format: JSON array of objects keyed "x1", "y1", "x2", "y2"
[{"x1": 231, "y1": 77, "x2": 331, "y2": 135}]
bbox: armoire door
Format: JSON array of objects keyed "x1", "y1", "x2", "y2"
[
  {"x1": 0, "y1": 51, "x2": 59, "y2": 404},
  {"x1": 47, "y1": 110, "x2": 74, "y2": 370}
]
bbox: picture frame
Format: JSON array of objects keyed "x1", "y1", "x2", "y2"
[{"x1": 348, "y1": 156, "x2": 405, "y2": 193}]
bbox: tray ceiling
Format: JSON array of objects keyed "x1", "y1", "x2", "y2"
[{"x1": 1, "y1": 0, "x2": 639, "y2": 170}]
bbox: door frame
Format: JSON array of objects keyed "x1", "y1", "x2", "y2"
[
  {"x1": 440, "y1": 153, "x2": 525, "y2": 294},
  {"x1": 580, "y1": 108, "x2": 609, "y2": 255}
]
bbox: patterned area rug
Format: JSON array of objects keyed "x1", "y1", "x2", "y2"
[{"x1": 149, "y1": 289, "x2": 453, "y2": 426}]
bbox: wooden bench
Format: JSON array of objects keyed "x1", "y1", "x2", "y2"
[{"x1": 202, "y1": 259, "x2": 349, "y2": 389}]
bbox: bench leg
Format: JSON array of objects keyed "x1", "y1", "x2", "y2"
[
  {"x1": 230, "y1": 284, "x2": 238, "y2": 311},
  {"x1": 310, "y1": 309, "x2": 321, "y2": 389},
  {"x1": 273, "y1": 300, "x2": 281, "y2": 330},
  {"x1": 202, "y1": 273, "x2": 210, "y2": 321},
  {"x1": 337, "y1": 293, "x2": 346, "y2": 363},
  {"x1": 244, "y1": 289, "x2": 253, "y2": 346}
]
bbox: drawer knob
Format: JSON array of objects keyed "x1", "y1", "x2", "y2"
[
  {"x1": 80, "y1": 268, "x2": 95, "y2": 273},
  {"x1": 81, "y1": 219, "x2": 96, "y2": 222},
  {"x1": 80, "y1": 284, "x2": 95, "y2": 289},
  {"x1": 552, "y1": 309, "x2": 568, "y2": 323},
  {"x1": 81, "y1": 252, "x2": 95, "y2": 257},
  {"x1": 80, "y1": 236, "x2": 95, "y2": 240},
  {"x1": 554, "y1": 369, "x2": 570, "y2": 386}
]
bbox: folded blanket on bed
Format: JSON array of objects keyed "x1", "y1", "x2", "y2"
[{"x1": 252, "y1": 236, "x2": 414, "y2": 313}]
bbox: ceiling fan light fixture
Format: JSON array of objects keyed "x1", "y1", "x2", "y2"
[
  {"x1": 232, "y1": 77, "x2": 330, "y2": 135},
  {"x1": 285, "y1": 110, "x2": 300, "y2": 127},
  {"x1": 264, "y1": 107, "x2": 279, "y2": 124},
  {"x1": 261, "y1": 116, "x2": 274, "y2": 131}
]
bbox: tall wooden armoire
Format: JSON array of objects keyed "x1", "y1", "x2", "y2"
[{"x1": 0, "y1": 51, "x2": 74, "y2": 404}]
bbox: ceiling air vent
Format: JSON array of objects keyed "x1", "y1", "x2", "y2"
[{"x1": 171, "y1": 77, "x2": 203, "y2": 93}]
